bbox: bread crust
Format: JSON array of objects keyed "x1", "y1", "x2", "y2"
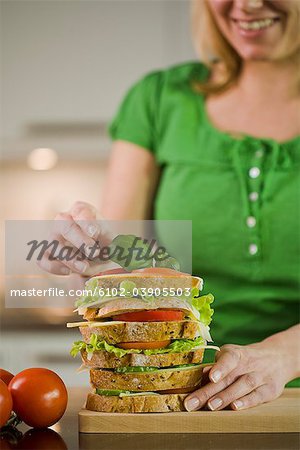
[
  {"x1": 90, "y1": 366, "x2": 203, "y2": 391},
  {"x1": 81, "y1": 349, "x2": 204, "y2": 368},
  {"x1": 79, "y1": 320, "x2": 200, "y2": 344},
  {"x1": 86, "y1": 392, "x2": 188, "y2": 413},
  {"x1": 90, "y1": 274, "x2": 200, "y2": 291}
]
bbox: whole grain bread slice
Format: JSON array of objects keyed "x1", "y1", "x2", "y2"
[
  {"x1": 79, "y1": 320, "x2": 200, "y2": 344},
  {"x1": 90, "y1": 366, "x2": 203, "y2": 391},
  {"x1": 81, "y1": 348, "x2": 204, "y2": 368},
  {"x1": 86, "y1": 392, "x2": 188, "y2": 413}
]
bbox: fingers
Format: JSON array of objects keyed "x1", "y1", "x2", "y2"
[
  {"x1": 184, "y1": 343, "x2": 284, "y2": 413},
  {"x1": 37, "y1": 237, "x2": 90, "y2": 275},
  {"x1": 184, "y1": 345, "x2": 244, "y2": 412},
  {"x1": 206, "y1": 371, "x2": 262, "y2": 411},
  {"x1": 209, "y1": 345, "x2": 242, "y2": 383},
  {"x1": 69, "y1": 201, "x2": 100, "y2": 238},
  {"x1": 37, "y1": 253, "x2": 71, "y2": 276},
  {"x1": 231, "y1": 384, "x2": 274, "y2": 411},
  {"x1": 184, "y1": 370, "x2": 239, "y2": 411},
  {"x1": 54, "y1": 213, "x2": 100, "y2": 260},
  {"x1": 38, "y1": 201, "x2": 111, "y2": 276}
]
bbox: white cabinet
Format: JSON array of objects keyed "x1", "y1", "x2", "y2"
[{"x1": 1, "y1": 1, "x2": 195, "y2": 160}]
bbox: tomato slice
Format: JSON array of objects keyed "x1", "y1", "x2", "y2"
[
  {"x1": 117, "y1": 340, "x2": 171, "y2": 350},
  {"x1": 113, "y1": 310, "x2": 184, "y2": 322},
  {"x1": 95, "y1": 268, "x2": 129, "y2": 276}
]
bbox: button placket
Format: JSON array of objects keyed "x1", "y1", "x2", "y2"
[
  {"x1": 249, "y1": 243, "x2": 258, "y2": 255},
  {"x1": 246, "y1": 146, "x2": 265, "y2": 257},
  {"x1": 246, "y1": 216, "x2": 256, "y2": 228},
  {"x1": 249, "y1": 191, "x2": 259, "y2": 202}
]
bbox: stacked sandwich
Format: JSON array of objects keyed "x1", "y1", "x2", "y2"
[{"x1": 68, "y1": 267, "x2": 217, "y2": 413}]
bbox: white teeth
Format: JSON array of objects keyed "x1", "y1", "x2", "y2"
[{"x1": 237, "y1": 18, "x2": 275, "y2": 30}]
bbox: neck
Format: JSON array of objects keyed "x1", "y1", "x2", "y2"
[{"x1": 238, "y1": 59, "x2": 298, "y2": 100}]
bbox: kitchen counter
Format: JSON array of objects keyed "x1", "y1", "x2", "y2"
[{"x1": 3, "y1": 387, "x2": 299, "y2": 450}]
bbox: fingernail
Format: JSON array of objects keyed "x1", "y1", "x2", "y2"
[
  {"x1": 60, "y1": 267, "x2": 70, "y2": 275},
  {"x1": 184, "y1": 397, "x2": 200, "y2": 412},
  {"x1": 232, "y1": 400, "x2": 243, "y2": 410},
  {"x1": 203, "y1": 365, "x2": 212, "y2": 374},
  {"x1": 74, "y1": 260, "x2": 88, "y2": 273},
  {"x1": 87, "y1": 224, "x2": 98, "y2": 238},
  {"x1": 211, "y1": 370, "x2": 222, "y2": 383},
  {"x1": 208, "y1": 398, "x2": 223, "y2": 410}
]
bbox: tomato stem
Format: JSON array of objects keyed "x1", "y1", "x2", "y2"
[{"x1": 6, "y1": 412, "x2": 22, "y2": 428}]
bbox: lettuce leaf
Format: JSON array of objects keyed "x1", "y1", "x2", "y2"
[
  {"x1": 95, "y1": 389, "x2": 132, "y2": 396},
  {"x1": 108, "y1": 235, "x2": 153, "y2": 271},
  {"x1": 108, "y1": 234, "x2": 181, "y2": 271},
  {"x1": 70, "y1": 334, "x2": 141, "y2": 358},
  {"x1": 114, "y1": 366, "x2": 158, "y2": 373},
  {"x1": 191, "y1": 293, "x2": 214, "y2": 326},
  {"x1": 70, "y1": 334, "x2": 205, "y2": 358},
  {"x1": 143, "y1": 337, "x2": 205, "y2": 355},
  {"x1": 114, "y1": 363, "x2": 200, "y2": 373},
  {"x1": 155, "y1": 256, "x2": 180, "y2": 271},
  {"x1": 75, "y1": 277, "x2": 101, "y2": 308}
]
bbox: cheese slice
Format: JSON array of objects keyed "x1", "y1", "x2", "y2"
[
  {"x1": 66, "y1": 321, "x2": 125, "y2": 328},
  {"x1": 119, "y1": 392, "x2": 160, "y2": 398}
]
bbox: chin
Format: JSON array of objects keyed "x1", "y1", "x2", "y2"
[{"x1": 237, "y1": 46, "x2": 274, "y2": 61}]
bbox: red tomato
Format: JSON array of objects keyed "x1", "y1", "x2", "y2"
[
  {"x1": 0, "y1": 369, "x2": 14, "y2": 386},
  {"x1": 16, "y1": 429, "x2": 67, "y2": 450},
  {"x1": 0, "y1": 379, "x2": 13, "y2": 428},
  {"x1": 113, "y1": 310, "x2": 184, "y2": 322},
  {"x1": 117, "y1": 340, "x2": 171, "y2": 350},
  {"x1": 95, "y1": 268, "x2": 129, "y2": 276},
  {"x1": 8, "y1": 368, "x2": 68, "y2": 429}
]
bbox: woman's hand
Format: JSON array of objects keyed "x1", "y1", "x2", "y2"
[
  {"x1": 184, "y1": 327, "x2": 299, "y2": 412},
  {"x1": 37, "y1": 201, "x2": 110, "y2": 276}
]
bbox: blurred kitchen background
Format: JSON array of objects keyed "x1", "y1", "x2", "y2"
[{"x1": 0, "y1": 0, "x2": 196, "y2": 386}]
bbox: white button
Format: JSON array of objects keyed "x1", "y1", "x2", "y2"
[
  {"x1": 249, "y1": 192, "x2": 259, "y2": 202},
  {"x1": 247, "y1": 216, "x2": 256, "y2": 228},
  {"x1": 255, "y1": 149, "x2": 264, "y2": 158},
  {"x1": 249, "y1": 167, "x2": 260, "y2": 178},
  {"x1": 249, "y1": 244, "x2": 258, "y2": 255}
]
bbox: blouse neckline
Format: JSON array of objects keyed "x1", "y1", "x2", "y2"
[
  {"x1": 192, "y1": 62, "x2": 300, "y2": 149},
  {"x1": 202, "y1": 97, "x2": 300, "y2": 148}
]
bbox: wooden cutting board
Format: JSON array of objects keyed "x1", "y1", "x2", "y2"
[{"x1": 79, "y1": 388, "x2": 300, "y2": 433}]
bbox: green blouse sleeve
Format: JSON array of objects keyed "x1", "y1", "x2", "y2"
[{"x1": 108, "y1": 71, "x2": 162, "y2": 152}]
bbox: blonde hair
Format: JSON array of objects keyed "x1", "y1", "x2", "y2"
[{"x1": 192, "y1": 0, "x2": 300, "y2": 95}]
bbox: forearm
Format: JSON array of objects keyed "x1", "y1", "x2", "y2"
[
  {"x1": 101, "y1": 141, "x2": 159, "y2": 220},
  {"x1": 260, "y1": 324, "x2": 300, "y2": 381}
]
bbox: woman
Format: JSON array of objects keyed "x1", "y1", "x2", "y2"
[{"x1": 40, "y1": 0, "x2": 300, "y2": 410}]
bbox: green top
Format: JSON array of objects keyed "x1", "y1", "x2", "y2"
[{"x1": 109, "y1": 62, "x2": 300, "y2": 385}]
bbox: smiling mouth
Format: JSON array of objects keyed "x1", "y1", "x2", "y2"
[{"x1": 231, "y1": 18, "x2": 279, "y2": 31}]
